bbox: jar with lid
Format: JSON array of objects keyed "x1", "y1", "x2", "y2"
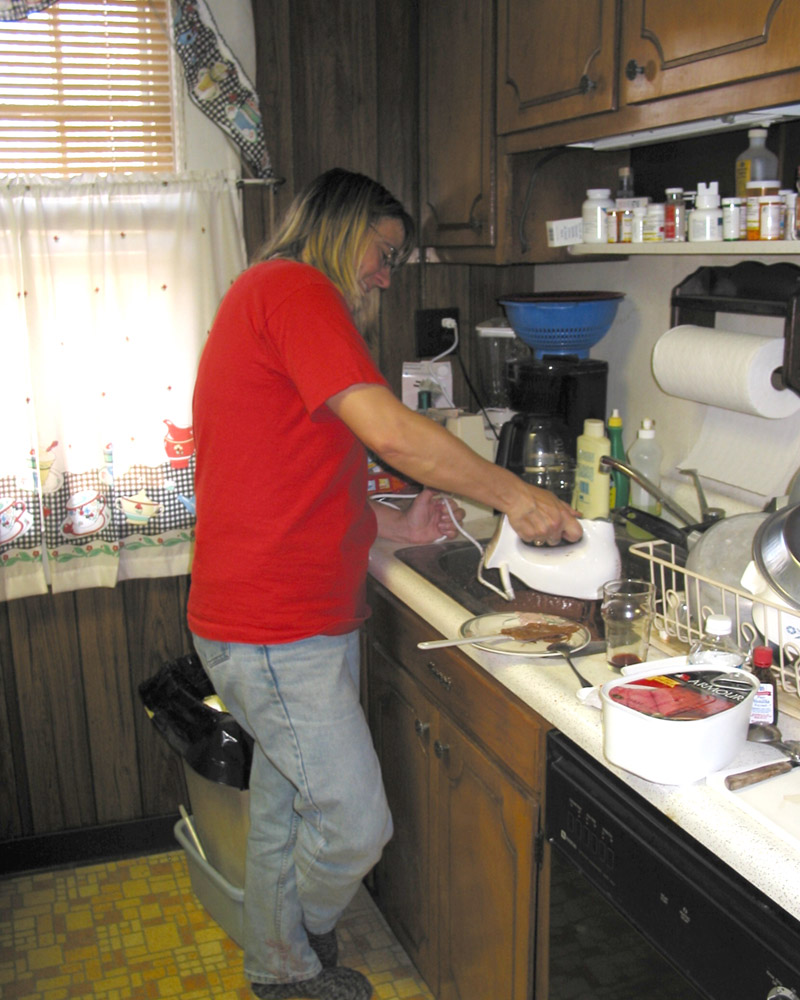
[
  {"x1": 735, "y1": 128, "x2": 779, "y2": 198},
  {"x1": 759, "y1": 195, "x2": 783, "y2": 240},
  {"x1": 721, "y1": 197, "x2": 744, "y2": 240},
  {"x1": 781, "y1": 190, "x2": 797, "y2": 239},
  {"x1": 749, "y1": 645, "x2": 779, "y2": 727},
  {"x1": 664, "y1": 188, "x2": 686, "y2": 241},
  {"x1": 631, "y1": 206, "x2": 646, "y2": 243},
  {"x1": 746, "y1": 180, "x2": 781, "y2": 239},
  {"x1": 582, "y1": 189, "x2": 614, "y2": 243},
  {"x1": 687, "y1": 614, "x2": 746, "y2": 670},
  {"x1": 643, "y1": 203, "x2": 665, "y2": 242},
  {"x1": 688, "y1": 181, "x2": 722, "y2": 242}
]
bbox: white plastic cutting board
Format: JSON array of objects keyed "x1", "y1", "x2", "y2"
[{"x1": 709, "y1": 763, "x2": 800, "y2": 848}]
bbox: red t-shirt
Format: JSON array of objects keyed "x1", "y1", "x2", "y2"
[{"x1": 187, "y1": 259, "x2": 388, "y2": 644}]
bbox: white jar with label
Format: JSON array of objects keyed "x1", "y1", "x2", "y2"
[
  {"x1": 643, "y1": 203, "x2": 665, "y2": 241},
  {"x1": 582, "y1": 188, "x2": 614, "y2": 243},
  {"x1": 631, "y1": 206, "x2": 646, "y2": 243},
  {"x1": 688, "y1": 181, "x2": 722, "y2": 241},
  {"x1": 722, "y1": 197, "x2": 744, "y2": 240}
]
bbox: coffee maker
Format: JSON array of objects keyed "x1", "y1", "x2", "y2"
[{"x1": 504, "y1": 355, "x2": 608, "y2": 457}]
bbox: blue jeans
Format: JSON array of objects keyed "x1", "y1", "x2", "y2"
[{"x1": 192, "y1": 631, "x2": 392, "y2": 985}]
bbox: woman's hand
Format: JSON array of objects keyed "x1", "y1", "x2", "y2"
[
  {"x1": 373, "y1": 488, "x2": 465, "y2": 544},
  {"x1": 505, "y1": 486, "x2": 582, "y2": 546}
]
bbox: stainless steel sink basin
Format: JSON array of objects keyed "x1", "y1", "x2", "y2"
[
  {"x1": 393, "y1": 538, "x2": 604, "y2": 635},
  {"x1": 392, "y1": 526, "x2": 653, "y2": 637}
]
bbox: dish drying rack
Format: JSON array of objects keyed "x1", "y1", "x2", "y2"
[{"x1": 630, "y1": 539, "x2": 800, "y2": 720}]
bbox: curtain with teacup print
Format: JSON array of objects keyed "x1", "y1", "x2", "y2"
[{"x1": 0, "y1": 172, "x2": 245, "y2": 600}]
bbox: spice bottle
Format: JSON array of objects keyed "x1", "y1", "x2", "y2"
[
  {"x1": 582, "y1": 189, "x2": 614, "y2": 243},
  {"x1": 573, "y1": 418, "x2": 611, "y2": 519},
  {"x1": 607, "y1": 409, "x2": 629, "y2": 510},
  {"x1": 749, "y1": 645, "x2": 779, "y2": 727},
  {"x1": 735, "y1": 128, "x2": 779, "y2": 198},
  {"x1": 664, "y1": 188, "x2": 686, "y2": 241},
  {"x1": 687, "y1": 614, "x2": 746, "y2": 671}
]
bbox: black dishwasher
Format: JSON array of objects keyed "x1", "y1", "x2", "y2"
[{"x1": 544, "y1": 731, "x2": 800, "y2": 1000}]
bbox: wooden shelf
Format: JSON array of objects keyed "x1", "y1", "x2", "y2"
[{"x1": 569, "y1": 241, "x2": 800, "y2": 256}]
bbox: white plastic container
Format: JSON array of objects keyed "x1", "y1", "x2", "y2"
[
  {"x1": 627, "y1": 418, "x2": 662, "y2": 537},
  {"x1": 582, "y1": 188, "x2": 614, "y2": 243},
  {"x1": 572, "y1": 418, "x2": 611, "y2": 518},
  {"x1": 688, "y1": 182, "x2": 722, "y2": 241},
  {"x1": 600, "y1": 664, "x2": 758, "y2": 784}
]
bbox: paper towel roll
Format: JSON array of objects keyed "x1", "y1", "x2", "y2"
[{"x1": 652, "y1": 325, "x2": 800, "y2": 419}]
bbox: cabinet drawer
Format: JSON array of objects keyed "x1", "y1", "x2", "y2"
[{"x1": 368, "y1": 584, "x2": 546, "y2": 791}]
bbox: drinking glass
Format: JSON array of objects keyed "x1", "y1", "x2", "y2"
[{"x1": 601, "y1": 579, "x2": 655, "y2": 669}]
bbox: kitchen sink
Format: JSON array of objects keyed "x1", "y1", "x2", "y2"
[{"x1": 393, "y1": 527, "x2": 652, "y2": 638}]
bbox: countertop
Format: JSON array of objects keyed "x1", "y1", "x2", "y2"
[{"x1": 368, "y1": 519, "x2": 800, "y2": 925}]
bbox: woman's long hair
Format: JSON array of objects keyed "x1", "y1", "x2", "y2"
[{"x1": 254, "y1": 168, "x2": 414, "y2": 318}]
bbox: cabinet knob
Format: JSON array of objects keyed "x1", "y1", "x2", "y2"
[
  {"x1": 434, "y1": 740, "x2": 450, "y2": 759},
  {"x1": 625, "y1": 59, "x2": 646, "y2": 81},
  {"x1": 578, "y1": 74, "x2": 597, "y2": 94},
  {"x1": 414, "y1": 718, "x2": 430, "y2": 736}
]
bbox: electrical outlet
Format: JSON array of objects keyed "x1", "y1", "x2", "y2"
[{"x1": 415, "y1": 307, "x2": 459, "y2": 358}]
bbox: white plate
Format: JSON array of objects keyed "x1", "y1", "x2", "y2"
[{"x1": 459, "y1": 612, "x2": 591, "y2": 656}]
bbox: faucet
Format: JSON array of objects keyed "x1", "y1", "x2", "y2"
[{"x1": 600, "y1": 455, "x2": 698, "y2": 526}]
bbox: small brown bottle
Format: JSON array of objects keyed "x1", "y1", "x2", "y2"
[{"x1": 749, "y1": 645, "x2": 778, "y2": 727}]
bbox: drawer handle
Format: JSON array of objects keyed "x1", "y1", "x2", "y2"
[
  {"x1": 426, "y1": 662, "x2": 452, "y2": 691},
  {"x1": 578, "y1": 73, "x2": 597, "y2": 94},
  {"x1": 414, "y1": 719, "x2": 430, "y2": 736},
  {"x1": 434, "y1": 740, "x2": 450, "y2": 759}
]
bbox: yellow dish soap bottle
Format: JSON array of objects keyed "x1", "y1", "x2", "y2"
[{"x1": 573, "y1": 418, "x2": 611, "y2": 519}]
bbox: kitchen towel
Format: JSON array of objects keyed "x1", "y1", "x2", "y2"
[{"x1": 652, "y1": 324, "x2": 800, "y2": 419}]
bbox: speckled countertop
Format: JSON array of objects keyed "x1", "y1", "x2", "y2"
[{"x1": 368, "y1": 520, "x2": 800, "y2": 925}]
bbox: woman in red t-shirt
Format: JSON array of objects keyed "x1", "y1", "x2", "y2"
[{"x1": 190, "y1": 168, "x2": 579, "y2": 1000}]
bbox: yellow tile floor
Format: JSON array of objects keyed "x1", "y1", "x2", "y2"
[{"x1": 0, "y1": 850, "x2": 434, "y2": 1000}]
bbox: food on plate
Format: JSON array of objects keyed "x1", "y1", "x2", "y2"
[{"x1": 500, "y1": 620, "x2": 580, "y2": 643}]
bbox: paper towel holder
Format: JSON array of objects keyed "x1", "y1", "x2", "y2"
[{"x1": 670, "y1": 262, "x2": 800, "y2": 396}]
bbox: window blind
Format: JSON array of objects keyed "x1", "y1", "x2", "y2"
[{"x1": 0, "y1": 0, "x2": 176, "y2": 174}]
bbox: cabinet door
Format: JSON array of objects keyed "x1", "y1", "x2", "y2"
[
  {"x1": 435, "y1": 714, "x2": 539, "y2": 1000},
  {"x1": 420, "y1": 0, "x2": 495, "y2": 247},
  {"x1": 497, "y1": 0, "x2": 618, "y2": 134},
  {"x1": 621, "y1": 0, "x2": 800, "y2": 105},
  {"x1": 369, "y1": 648, "x2": 439, "y2": 991}
]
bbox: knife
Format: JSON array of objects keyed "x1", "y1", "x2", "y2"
[{"x1": 724, "y1": 760, "x2": 795, "y2": 790}]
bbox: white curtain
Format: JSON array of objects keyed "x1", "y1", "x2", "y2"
[{"x1": 0, "y1": 171, "x2": 246, "y2": 601}]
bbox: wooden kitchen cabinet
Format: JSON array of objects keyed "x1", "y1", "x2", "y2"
[
  {"x1": 497, "y1": 0, "x2": 618, "y2": 134},
  {"x1": 620, "y1": 0, "x2": 800, "y2": 107},
  {"x1": 499, "y1": 0, "x2": 800, "y2": 149},
  {"x1": 367, "y1": 583, "x2": 543, "y2": 1000},
  {"x1": 419, "y1": 0, "x2": 496, "y2": 249}
]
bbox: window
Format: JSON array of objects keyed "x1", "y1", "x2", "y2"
[{"x1": 0, "y1": 0, "x2": 176, "y2": 174}]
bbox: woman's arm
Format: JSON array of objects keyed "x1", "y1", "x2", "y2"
[{"x1": 328, "y1": 383, "x2": 581, "y2": 546}]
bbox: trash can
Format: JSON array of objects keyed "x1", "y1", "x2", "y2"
[{"x1": 139, "y1": 653, "x2": 253, "y2": 943}]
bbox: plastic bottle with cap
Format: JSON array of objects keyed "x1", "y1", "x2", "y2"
[
  {"x1": 687, "y1": 614, "x2": 746, "y2": 671},
  {"x1": 572, "y1": 418, "x2": 611, "y2": 519},
  {"x1": 607, "y1": 409, "x2": 629, "y2": 510},
  {"x1": 749, "y1": 645, "x2": 779, "y2": 727},
  {"x1": 688, "y1": 182, "x2": 722, "y2": 241},
  {"x1": 735, "y1": 127, "x2": 779, "y2": 199},
  {"x1": 626, "y1": 418, "x2": 662, "y2": 537}
]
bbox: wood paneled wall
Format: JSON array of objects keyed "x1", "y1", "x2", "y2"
[{"x1": 0, "y1": 0, "x2": 536, "y2": 859}]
